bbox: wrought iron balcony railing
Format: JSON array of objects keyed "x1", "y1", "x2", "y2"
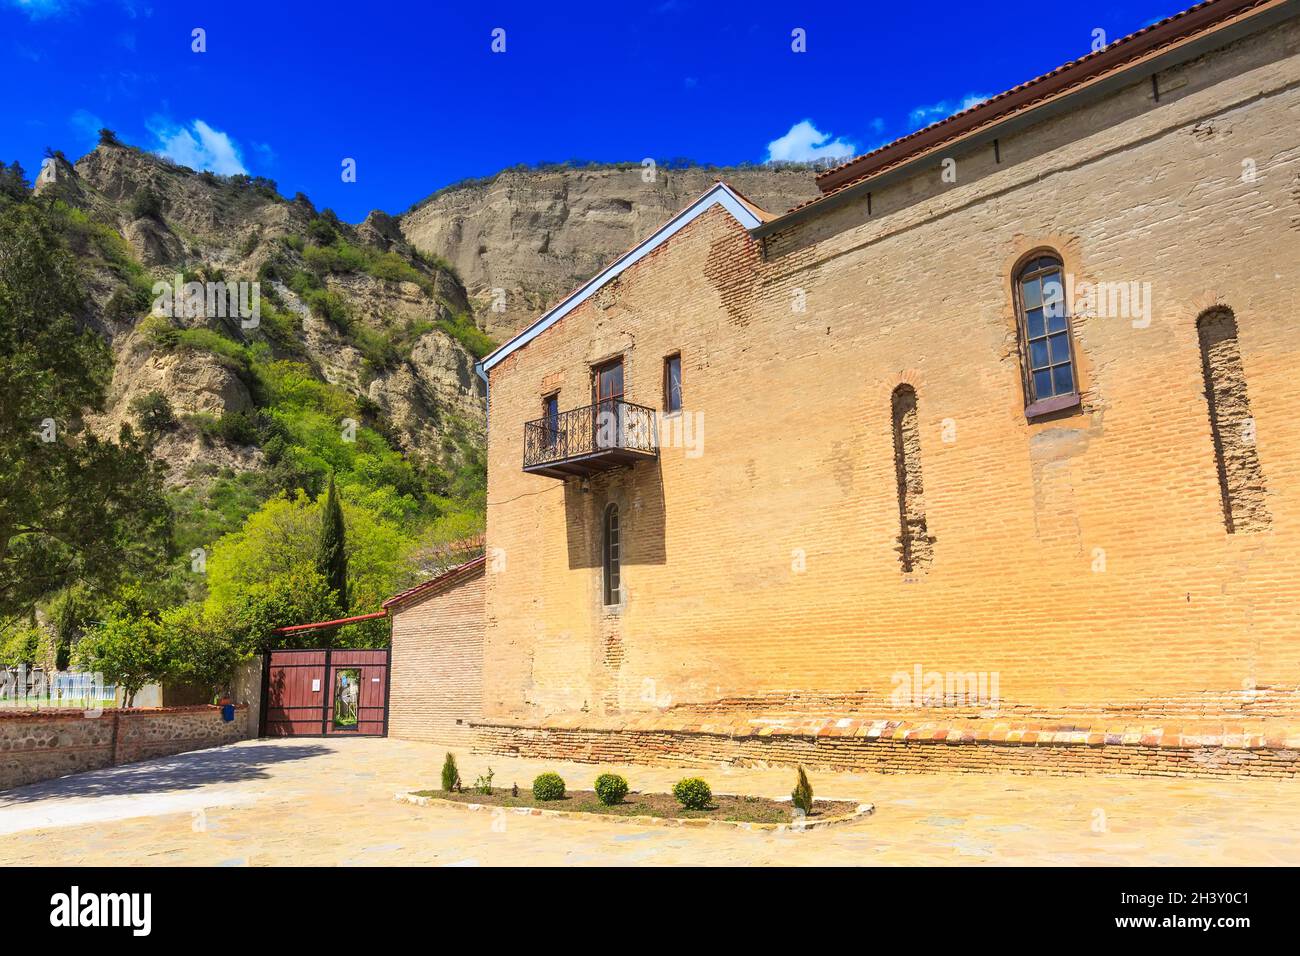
[{"x1": 523, "y1": 399, "x2": 658, "y2": 478}]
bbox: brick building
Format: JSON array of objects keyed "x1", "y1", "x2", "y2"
[
  {"x1": 385, "y1": 556, "x2": 486, "y2": 745},
  {"x1": 472, "y1": 0, "x2": 1300, "y2": 776}
]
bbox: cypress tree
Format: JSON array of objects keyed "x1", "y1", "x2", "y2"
[
  {"x1": 317, "y1": 474, "x2": 348, "y2": 614},
  {"x1": 792, "y1": 765, "x2": 814, "y2": 816}
]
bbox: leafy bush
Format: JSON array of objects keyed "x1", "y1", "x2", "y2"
[
  {"x1": 437, "y1": 312, "x2": 495, "y2": 359},
  {"x1": 594, "y1": 773, "x2": 628, "y2": 806},
  {"x1": 532, "y1": 772, "x2": 565, "y2": 801},
  {"x1": 130, "y1": 189, "x2": 163, "y2": 222},
  {"x1": 239, "y1": 229, "x2": 261, "y2": 258},
  {"x1": 139, "y1": 313, "x2": 179, "y2": 348},
  {"x1": 473, "y1": 768, "x2": 494, "y2": 795},
  {"x1": 305, "y1": 217, "x2": 337, "y2": 246},
  {"x1": 105, "y1": 283, "x2": 150, "y2": 322},
  {"x1": 304, "y1": 288, "x2": 351, "y2": 331},
  {"x1": 143, "y1": 314, "x2": 253, "y2": 372},
  {"x1": 672, "y1": 777, "x2": 712, "y2": 810},
  {"x1": 441, "y1": 752, "x2": 460, "y2": 792},
  {"x1": 367, "y1": 251, "x2": 424, "y2": 285},
  {"x1": 791, "y1": 766, "x2": 813, "y2": 816},
  {"x1": 129, "y1": 390, "x2": 177, "y2": 438},
  {"x1": 303, "y1": 240, "x2": 368, "y2": 275}
]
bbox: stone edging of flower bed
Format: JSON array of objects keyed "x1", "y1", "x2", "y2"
[{"x1": 395, "y1": 791, "x2": 874, "y2": 831}]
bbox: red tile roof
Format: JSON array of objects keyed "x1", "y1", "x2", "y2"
[
  {"x1": 799, "y1": 0, "x2": 1280, "y2": 212},
  {"x1": 382, "y1": 554, "x2": 487, "y2": 611}
]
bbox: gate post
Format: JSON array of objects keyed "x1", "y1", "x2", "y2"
[
  {"x1": 320, "y1": 648, "x2": 332, "y2": 736},
  {"x1": 257, "y1": 650, "x2": 270, "y2": 738}
]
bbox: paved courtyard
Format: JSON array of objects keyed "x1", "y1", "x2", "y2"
[{"x1": 1, "y1": 737, "x2": 1298, "y2": 866}]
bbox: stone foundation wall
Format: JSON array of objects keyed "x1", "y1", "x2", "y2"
[
  {"x1": 473, "y1": 718, "x2": 1300, "y2": 780},
  {"x1": 0, "y1": 705, "x2": 250, "y2": 791}
]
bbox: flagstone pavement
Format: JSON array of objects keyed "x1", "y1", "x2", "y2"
[{"x1": 1, "y1": 736, "x2": 1297, "y2": 866}]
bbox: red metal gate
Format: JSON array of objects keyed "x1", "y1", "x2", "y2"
[{"x1": 260, "y1": 648, "x2": 390, "y2": 737}]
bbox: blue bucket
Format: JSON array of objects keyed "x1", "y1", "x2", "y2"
[{"x1": 221, "y1": 703, "x2": 235, "y2": 722}]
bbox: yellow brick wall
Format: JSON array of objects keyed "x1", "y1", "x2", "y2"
[
  {"x1": 388, "y1": 568, "x2": 485, "y2": 744},
  {"x1": 483, "y1": 20, "x2": 1300, "y2": 727}
]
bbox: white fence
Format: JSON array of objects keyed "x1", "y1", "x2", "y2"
[{"x1": 0, "y1": 668, "x2": 127, "y2": 709}]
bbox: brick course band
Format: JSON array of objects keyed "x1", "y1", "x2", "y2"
[
  {"x1": 471, "y1": 720, "x2": 1300, "y2": 780},
  {"x1": 0, "y1": 705, "x2": 250, "y2": 791}
]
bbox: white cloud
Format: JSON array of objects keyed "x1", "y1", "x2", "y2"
[
  {"x1": 765, "y1": 120, "x2": 857, "y2": 164},
  {"x1": 4, "y1": 0, "x2": 77, "y2": 18},
  {"x1": 4, "y1": 0, "x2": 148, "y2": 17},
  {"x1": 69, "y1": 108, "x2": 104, "y2": 146},
  {"x1": 908, "y1": 93, "x2": 991, "y2": 129},
  {"x1": 149, "y1": 118, "x2": 249, "y2": 176}
]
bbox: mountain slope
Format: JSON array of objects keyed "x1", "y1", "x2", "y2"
[{"x1": 35, "y1": 141, "x2": 486, "y2": 498}]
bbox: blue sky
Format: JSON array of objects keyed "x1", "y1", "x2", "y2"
[{"x1": 2, "y1": 0, "x2": 1187, "y2": 222}]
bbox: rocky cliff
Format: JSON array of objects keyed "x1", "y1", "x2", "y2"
[
  {"x1": 398, "y1": 163, "x2": 821, "y2": 339},
  {"x1": 34, "y1": 141, "x2": 486, "y2": 492}
]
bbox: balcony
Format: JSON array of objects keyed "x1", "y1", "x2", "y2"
[{"x1": 523, "y1": 399, "x2": 658, "y2": 478}]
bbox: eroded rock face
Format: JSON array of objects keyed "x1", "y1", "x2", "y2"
[
  {"x1": 399, "y1": 164, "x2": 821, "y2": 339},
  {"x1": 358, "y1": 209, "x2": 405, "y2": 251},
  {"x1": 52, "y1": 141, "x2": 487, "y2": 489},
  {"x1": 124, "y1": 217, "x2": 184, "y2": 266}
]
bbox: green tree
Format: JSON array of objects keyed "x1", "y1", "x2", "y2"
[
  {"x1": 791, "y1": 766, "x2": 814, "y2": 816},
  {"x1": 0, "y1": 203, "x2": 171, "y2": 627},
  {"x1": 158, "y1": 604, "x2": 247, "y2": 695},
  {"x1": 200, "y1": 491, "x2": 409, "y2": 649},
  {"x1": 129, "y1": 390, "x2": 177, "y2": 440},
  {"x1": 317, "y1": 474, "x2": 348, "y2": 613},
  {"x1": 73, "y1": 583, "x2": 173, "y2": 706},
  {"x1": 46, "y1": 584, "x2": 97, "y2": 670},
  {"x1": 0, "y1": 161, "x2": 29, "y2": 202}
]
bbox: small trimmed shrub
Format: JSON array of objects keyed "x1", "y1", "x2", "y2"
[
  {"x1": 440, "y1": 752, "x2": 460, "y2": 792},
  {"x1": 672, "y1": 777, "x2": 712, "y2": 810},
  {"x1": 594, "y1": 773, "x2": 629, "y2": 806},
  {"x1": 791, "y1": 766, "x2": 814, "y2": 816},
  {"x1": 532, "y1": 772, "x2": 565, "y2": 801}
]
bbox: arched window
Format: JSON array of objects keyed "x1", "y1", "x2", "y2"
[
  {"x1": 602, "y1": 504, "x2": 621, "y2": 605},
  {"x1": 1015, "y1": 253, "x2": 1079, "y2": 414}
]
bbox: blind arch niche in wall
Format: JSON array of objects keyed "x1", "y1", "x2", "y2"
[
  {"x1": 891, "y1": 384, "x2": 934, "y2": 572},
  {"x1": 1197, "y1": 307, "x2": 1270, "y2": 534}
]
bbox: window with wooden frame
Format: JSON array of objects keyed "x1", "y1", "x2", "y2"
[
  {"x1": 1015, "y1": 253, "x2": 1080, "y2": 417},
  {"x1": 592, "y1": 357, "x2": 624, "y2": 406},
  {"x1": 592, "y1": 357, "x2": 624, "y2": 451},
  {"x1": 663, "y1": 353, "x2": 682, "y2": 413},
  {"x1": 542, "y1": 393, "x2": 559, "y2": 448},
  {"x1": 602, "y1": 503, "x2": 620, "y2": 606}
]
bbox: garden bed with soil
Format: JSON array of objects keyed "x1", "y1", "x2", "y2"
[{"x1": 402, "y1": 788, "x2": 871, "y2": 830}]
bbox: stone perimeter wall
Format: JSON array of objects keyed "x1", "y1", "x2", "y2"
[
  {"x1": 0, "y1": 705, "x2": 250, "y2": 791},
  {"x1": 474, "y1": 721, "x2": 1300, "y2": 780}
]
